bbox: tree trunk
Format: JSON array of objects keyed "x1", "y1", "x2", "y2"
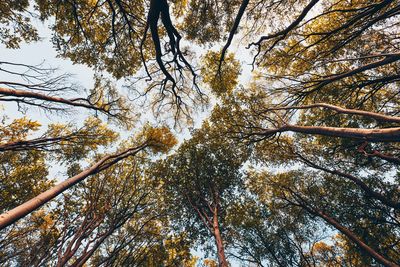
[
  {"x1": 297, "y1": 199, "x2": 400, "y2": 267},
  {"x1": 316, "y1": 209, "x2": 399, "y2": 267},
  {"x1": 0, "y1": 144, "x2": 147, "y2": 230},
  {"x1": 213, "y1": 209, "x2": 229, "y2": 267}
]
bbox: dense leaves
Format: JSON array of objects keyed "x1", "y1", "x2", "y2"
[{"x1": 1, "y1": 0, "x2": 400, "y2": 266}]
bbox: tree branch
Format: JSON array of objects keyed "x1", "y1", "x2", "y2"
[{"x1": 0, "y1": 143, "x2": 150, "y2": 230}]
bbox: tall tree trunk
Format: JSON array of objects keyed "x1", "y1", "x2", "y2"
[
  {"x1": 213, "y1": 208, "x2": 228, "y2": 267},
  {"x1": 0, "y1": 144, "x2": 147, "y2": 230},
  {"x1": 314, "y1": 208, "x2": 399, "y2": 267},
  {"x1": 295, "y1": 196, "x2": 400, "y2": 267}
]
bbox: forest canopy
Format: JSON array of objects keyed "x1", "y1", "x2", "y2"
[{"x1": 1, "y1": 0, "x2": 400, "y2": 266}]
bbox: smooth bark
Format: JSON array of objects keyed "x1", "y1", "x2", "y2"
[
  {"x1": 262, "y1": 125, "x2": 400, "y2": 142},
  {"x1": 213, "y1": 207, "x2": 229, "y2": 267},
  {"x1": 0, "y1": 144, "x2": 147, "y2": 230},
  {"x1": 0, "y1": 87, "x2": 105, "y2": 112},
  {"x1": 303, "y1": 204, "x2": 399, "y2": 267},
  {"x1": 266, "y1": 103, "x2": 400, "y2": 123}
]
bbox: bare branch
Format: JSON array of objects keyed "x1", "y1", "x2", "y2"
[
  {"x1": 218, "y1": 0, "x2": 250, "y2": 72},
  {"x1": 264, "y1": 102, "x2": 400, "y2": 123}
]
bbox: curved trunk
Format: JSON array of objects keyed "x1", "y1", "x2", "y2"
[
  {"x1": 0, "y1": 144, "x2": 147, "y2": 230},
  {"x1": 294, "y1": 194, "x2": 400, "y2": 267},
  {"x1": 314, "y1": 208, "x2": 400, "y2": 267}
]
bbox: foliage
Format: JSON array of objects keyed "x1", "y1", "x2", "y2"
[
  {"x1": 0, "y1": 1, "x2": 39, "y2": 48},
  {"x1": 1, "y1": 0, "x2": 400, "y2": 265},
  {"x1": 201, "y1": 51, "x2": 241, "y2": 97}
]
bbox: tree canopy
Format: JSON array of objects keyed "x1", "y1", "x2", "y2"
[{"x1": 1, "y1": 0, "x2": 400, "y2": 266}]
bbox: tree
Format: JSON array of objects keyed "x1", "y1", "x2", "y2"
[
  {"x1": 0, "y1": 116, "x2": 119, "y2": 212},
  {"x1": 211, "y1": 11, "x2": 400, "y2": 255},
  {"x1": 0, "y1": 156, "x2": 198, "y2": 266},
  {"x1": 153, "y1": 121, "x2": 249, "y2": 266},
  {"x1": 34, "y1": 0, "x2": 208, "y2": 118},
  {"x1": 0, "y1": 1, "x2": 39, "y2": 48},
  {"x1": 0, "y1": 61, "x2": 134, "y2": 126},
  {"x1": 201, "y1": 51, "x2": 241, "y2": 98},
  {"x1": 0, "y1": 124, "x2": 177, "y2": 230}
]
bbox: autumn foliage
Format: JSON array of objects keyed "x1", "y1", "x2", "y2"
[{"x1": 1, "y1": 0, "x2": 400, "y2": 266}]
